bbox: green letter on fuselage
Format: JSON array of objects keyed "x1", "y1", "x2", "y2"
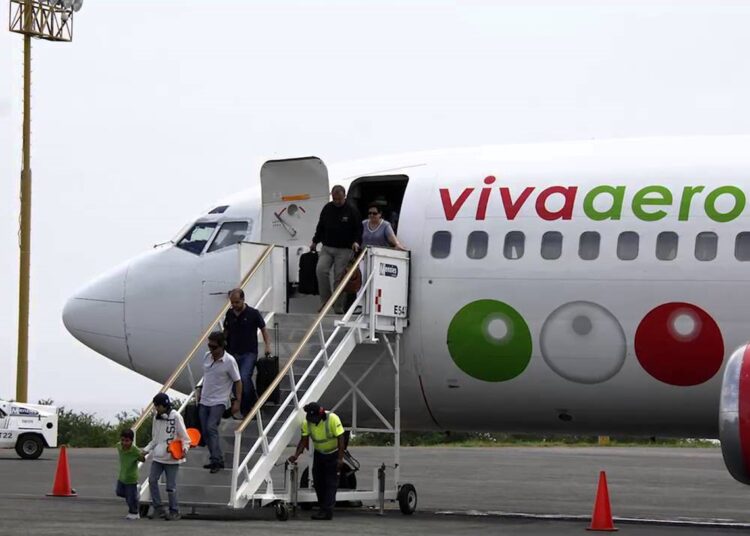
[
  {"x1": 705, "y1": 186, "x2": 746, "y2": 222},
  {"x1": 583, "y1": 185, "x2": 625, "y2": 221},
  {"x1": 678, "y1": 186, "x2": 705, "y2": 221},
  {"x1": 632, "y1": 186, "x2": 672, "y2": 222}
]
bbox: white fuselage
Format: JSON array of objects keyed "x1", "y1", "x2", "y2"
[{"x1": 64, "y1": 137, "x2": 750, "y2": 438}]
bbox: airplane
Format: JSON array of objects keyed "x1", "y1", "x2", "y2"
[{"x1": 62, "y1": 136, "x2": 750, "y2": 486}]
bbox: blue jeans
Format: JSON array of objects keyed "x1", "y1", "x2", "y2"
[
  {"x1": 235, "y1": 352, "x2": 258, "y2": 415},
  {"x1": 199, "y1": 403, "x2": 225, "y2": 465},
  {"x1": 148, "y1": 462, "x2": 179, "y2": 513},
  {"x1": 116, "y1": 480, "x2": 139, "y2": 514}
]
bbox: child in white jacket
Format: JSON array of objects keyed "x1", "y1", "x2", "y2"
[{"x1": 142, "y1": 393, "x2": 191, "y2": 521}]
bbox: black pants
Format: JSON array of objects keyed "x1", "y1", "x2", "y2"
[{"x1": 312, "y1": 451, "x2": 338, "y2": 514}]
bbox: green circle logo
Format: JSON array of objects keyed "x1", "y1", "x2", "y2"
[{"x1": 447, "y1": 300, "x2": 532, "y2": 382}]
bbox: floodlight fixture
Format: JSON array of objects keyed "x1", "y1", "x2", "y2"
[{"x1": 9, "y1": 0, "x2": 82, "y2": 42}]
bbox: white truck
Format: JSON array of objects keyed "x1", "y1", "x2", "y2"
[{"x1": 0, "y1": 400, "x2": 58, "y2": 459}]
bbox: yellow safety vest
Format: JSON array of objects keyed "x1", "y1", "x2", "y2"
[{"x1": 301, "y1": 412, "x2": 344, "y2": 454}]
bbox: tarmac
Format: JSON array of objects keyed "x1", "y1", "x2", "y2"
[{"x1": 1, "y1": 445, "x2": 750, "y2": 535}]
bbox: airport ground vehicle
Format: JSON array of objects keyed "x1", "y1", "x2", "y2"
[{"x1": 0, "y1": 400, "x2": 58, "y2": 459}]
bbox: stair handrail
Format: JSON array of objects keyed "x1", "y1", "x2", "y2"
[
  {"x1": 235, "y1": 246, "x2": 368, "y2": 435},
  {"x1": 131, "y1": 243, "x2": 277, "y2": 434}
]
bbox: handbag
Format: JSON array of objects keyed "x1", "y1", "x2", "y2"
[{"x1": 338, "y1": 254, "x2": 362, "y2": 294}]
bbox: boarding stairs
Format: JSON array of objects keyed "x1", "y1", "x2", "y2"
[{"x1": 132, "y1": 242, "x2": 412, "y2": 517}]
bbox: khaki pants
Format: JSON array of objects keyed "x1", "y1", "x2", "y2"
[{"x1": 316, "y1": 246, "x2": 351, "y2": 313}]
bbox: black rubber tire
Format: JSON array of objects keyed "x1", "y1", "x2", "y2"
[
  {"x1": 139, "y1": 504, "x2": 150, "y2": 518},
  {"x1": 275, "y1": 502, "x2": 290, "y2": 521},
  {"x1": 397, "y1": 483, "x2": 417, "y2": 515},
  {"x1": 15, "y1": 434, "x2": 44, "y2": 460}
]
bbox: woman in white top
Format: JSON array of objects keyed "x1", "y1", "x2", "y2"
[{"x1": 361, "y1": 204, "x2": 406, "y2": 250}]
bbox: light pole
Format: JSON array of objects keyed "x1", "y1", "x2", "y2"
[{"x1": 9, "y1": 0, "x2": 82, "y2": 402}]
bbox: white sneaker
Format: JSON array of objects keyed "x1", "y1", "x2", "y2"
[{"x1": 125, "y1": 513, "x2": 140, "y2": 520}]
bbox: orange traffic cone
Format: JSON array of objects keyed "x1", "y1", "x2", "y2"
[
  {"x1": 47, "y1": 445, "x2": 77, "y2": 497},
  {"x1": 587, "y1": 471, "x2": 617, "y2": 531}
]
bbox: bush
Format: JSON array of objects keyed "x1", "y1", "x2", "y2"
[{"x1": 37, "y1": 399, "x2": 156, "y2": 448}]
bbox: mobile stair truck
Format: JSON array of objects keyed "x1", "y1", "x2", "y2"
[{"x1": 131, "y1": 243, "x2": 417, "y2": 520}]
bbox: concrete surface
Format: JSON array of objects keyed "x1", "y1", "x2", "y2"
[{"x1": 1, "y1": 446, "x2": 749, "y2": 535}]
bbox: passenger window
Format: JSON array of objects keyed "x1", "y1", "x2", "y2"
[
  {"x1": 431, "y1": 231, "x2": 452, "y2": 259},
  {"x1": 504, "y1": 231, "x2": 525, "y2": 260},
  {"x1": 735, "y1": 232, "x2": 750, "y2": 261},
  {"x1": 541, "y1": 231, "x2": 563, "y2": 260},
  {"x1": 207, "y1": 222, "x2": 249, "y2": 253},
  {"x1": 656, "y1": 232, "x2": 679, "y2": 261},
  {"x1": 176, "y1": 222, "x2": 217, "y2": 255},
  {"x1": 617, "y1": 232, "x2": 639, "y2": 261},
  {"x1": 695, "y1": 232, "x2": 718, "y2": 261},
  {"x1": 466, "y1": 231, "x2": 488, "y2": 259},
  {"x1": 579, "y1": 232, "x2": 600, "y2": 260}
]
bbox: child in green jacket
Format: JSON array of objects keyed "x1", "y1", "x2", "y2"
[{"x1": 116, "y1": 429, "x2": 145, "y2": 520}]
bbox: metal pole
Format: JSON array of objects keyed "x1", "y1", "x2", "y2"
[
  {"x1": 394, "y1": 334, "x2": 400, "y2": 486},
  {"x1": 16, "y1": 3, "x2": 33, "y2": 402}
]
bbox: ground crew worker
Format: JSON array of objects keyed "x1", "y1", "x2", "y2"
[{"x1": 288, "y1": 402, "x2": 345, "y2": 520}]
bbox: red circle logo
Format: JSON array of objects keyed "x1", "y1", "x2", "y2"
[{"x1": 635, "y1": 302, "x2": 724, "y2": 386}]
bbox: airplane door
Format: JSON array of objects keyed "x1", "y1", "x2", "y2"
[{"x1": 260, "y1": 157, "x2": 330, "y2": 284}]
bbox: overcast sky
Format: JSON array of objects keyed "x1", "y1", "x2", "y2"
[{"x1": 2, "y1": 0, "x2": 750, "y2": 420}]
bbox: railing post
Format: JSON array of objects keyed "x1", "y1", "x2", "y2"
[
  {"x1": 369, "y1": 251, "x2": 377, "y2": 342},
  {"x1": 394, "y1": 333, "x2": 401, "y2": 486},
  {"x1": 287, "y1": 368, "x2": 300, "y2": 408},
  {"x1": 257, "y1": 412, "x2": 269, "y2": 453},
  {"x1": 318, "y1": 323, "x2": 329, "y2": 366},
  {"x1": 230, "y1": 429, "x2": 242, "y2": 507}
]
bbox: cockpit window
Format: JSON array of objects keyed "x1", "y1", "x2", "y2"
[
  {"x1": 176, "y1": 223, "x2": 217, "y2": 254},
  {"x1": 207, "y1": 222, "x2": 249, "y2": 253},
  {"x1": 208, "y1": 205, "x2": 229, "y2": 214}
]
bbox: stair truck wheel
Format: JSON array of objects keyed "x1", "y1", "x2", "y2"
[
  {"x1": 274, "y1": 501, "x2": 290, "y2": 521},
  {"x1": 15, "y1": 434, "x2": 44, "y2": 460},
  {"x1": 139, "y1": 504, "x2": 150, "y2": 518},
  {"x1": 397, "y1": 483, "x2": 417, "y2": 515}
]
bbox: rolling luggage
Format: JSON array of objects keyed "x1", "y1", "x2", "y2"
[
  {"x1": 298, "y1": 251, "x2": 319, "y2": 295},
  {"x1": 256, "y1": 322, "x2": 281, "y2": 405}
]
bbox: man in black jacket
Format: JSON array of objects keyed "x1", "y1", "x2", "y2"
[{"x1": 310, "y1": 185, "x2": 361, "y2": 314}]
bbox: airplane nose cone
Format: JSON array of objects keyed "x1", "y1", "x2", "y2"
[{"x1": 63, "y1": 262, "x2": 132, "y2": 369}]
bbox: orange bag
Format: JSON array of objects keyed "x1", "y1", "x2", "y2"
[
  {"x1": 168, "y1": 440, "x2": 184, "y2": 460},
  {"x1": 186, "y1": 428, "x2": 201, "y2": 447}
]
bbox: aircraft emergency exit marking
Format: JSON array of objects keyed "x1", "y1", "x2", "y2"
[{"x1": 439, "y1": 177, "x2": 746, "y2": 222}]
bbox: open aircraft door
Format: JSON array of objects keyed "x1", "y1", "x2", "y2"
[{"x1": 260, "y1": 157, "x2": 330, "y2": 285}]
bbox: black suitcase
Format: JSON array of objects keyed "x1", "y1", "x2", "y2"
[
  {"x1": 182, "y1": 402, "x2": 204, "y2": 446},
  {"x1": 298, "y1": 251, "x2": 319, "y2": 295},
  {"x1": 256, "y1": 322, "x2": 281, "y2": 405}
]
